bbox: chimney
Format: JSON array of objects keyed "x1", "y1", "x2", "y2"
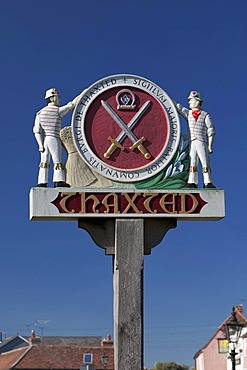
[
  {"x1": 101, "y1": 334, "x2": 113, "y2": 347},
  {"x1": 29, "y1": 330, "x2": 41, "y2": 345},
  {"x1": 236, "y1": 304, "x2": 243, "y2": 313}
]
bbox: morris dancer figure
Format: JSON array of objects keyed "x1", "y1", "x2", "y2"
[
  {"x1": 33, "y1": 88, "x2": 79, "y2": 187},
  {"x1": 176, "y1": 91, "x2": 216, "y2": 188}
]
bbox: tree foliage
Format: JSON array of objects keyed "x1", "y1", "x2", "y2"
[{"x1": 150, "y1": 361, "x2": 189, "y2": 370}]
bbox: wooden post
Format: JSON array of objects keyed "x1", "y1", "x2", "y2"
[{"x1": 114, "y1": 219, "x2": 144, "y2": 370}]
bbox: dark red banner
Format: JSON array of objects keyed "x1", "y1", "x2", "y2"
[{"x1": 51, "y1": 192, "x2": 207, "y2": 215}]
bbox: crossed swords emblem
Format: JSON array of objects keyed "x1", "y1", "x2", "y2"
[{"x1": 101, "y1": 100, "x2": 151, "y2": 159}]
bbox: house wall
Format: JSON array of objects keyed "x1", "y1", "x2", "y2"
[
  {"x1": 196, "y1": 328, "x2": 227, "y2": 370},
  {"x1": 195, "y1": 353, "x2": 204, "y2": 370},
  {"x1": 243, "y1": 336, "x2": 247, "y2": 369},
  {"x1": 204, "y1": 330, "x2": 227, "y2": 370}
]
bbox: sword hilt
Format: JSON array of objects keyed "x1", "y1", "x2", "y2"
[
  {"x1": 130, "y1": 137, "x2": 151, "y2": 159},
  {"x1": 104, "y1": 136, "x2": 125, "y2": 159}
]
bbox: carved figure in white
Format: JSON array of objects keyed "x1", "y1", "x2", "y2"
[
  {"x1": 33, "y1": 88, "x2": 80, "y2": 187},
  {"x1": 176, "y1": 91, "x2": 216, "y2": 188}
]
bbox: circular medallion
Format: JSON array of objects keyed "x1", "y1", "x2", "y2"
[{"x1": 71, "y1": 74, "x2": 181, "y2": 182}]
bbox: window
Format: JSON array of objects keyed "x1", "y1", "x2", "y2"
[
  {"x1": 83, "y1": 353, "x2": 93, "y2": 363},
  {"x1": 218, "y1": 339, "x2": 229, "y2": 353}
]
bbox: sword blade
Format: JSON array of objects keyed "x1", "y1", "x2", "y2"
[
  {"x1": 116, "y1": 100, "x2": 151, "y2": 143},
  {"x1": 101, "y1": 100, "x2": 138, "y2": 144}
]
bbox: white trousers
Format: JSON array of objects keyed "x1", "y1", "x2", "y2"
[
  {"x1": 38, "y1": 136, "x2": 65, "y2": 184},
  {"x1": 188, "y1": 140, "x2": 213, "y2": 185}
]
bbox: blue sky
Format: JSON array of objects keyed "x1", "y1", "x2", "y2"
[{"x1": 0, "y1": 0, "x2": 246, "y2": 368}]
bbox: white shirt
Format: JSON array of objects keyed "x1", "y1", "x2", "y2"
[{"x1": 33, "y1": 102, "x2": 74, "y2": 138}]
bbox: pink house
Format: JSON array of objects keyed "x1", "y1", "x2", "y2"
[{"x1": 194, "y1": 305, "x2": 247, "y2": 370}]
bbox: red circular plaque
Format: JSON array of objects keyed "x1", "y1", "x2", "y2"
[
  {"x1": 72, "y1": 74, "x2": 181, "y2": 182},
  {"x1": 84, "y1": 87, "x2": 169, "y2": 170}
]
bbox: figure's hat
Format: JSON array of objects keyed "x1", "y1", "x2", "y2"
[
  {"x1": 45, "y1": 88, "x2": 60, "y2": 99},
  {"x1": 188, "y1": 90, "x2": 203, "y2": 102}
]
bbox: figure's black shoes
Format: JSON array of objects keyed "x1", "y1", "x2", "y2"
[
  {"x1": 184, "y1": 183, "x2": 198, "y2": 188},
  {"x1": 54, "y1": 181, "x2": 70, "y2": 188},
  {"x1": 203, "y1": 183, "x2": 216, "y2": 189}
]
